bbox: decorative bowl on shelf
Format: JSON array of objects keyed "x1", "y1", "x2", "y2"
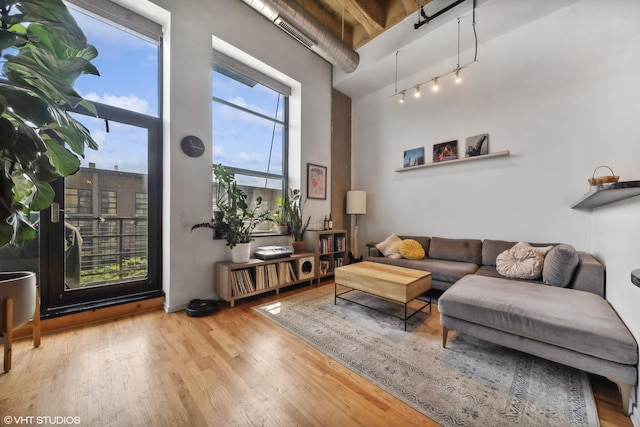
[{"x1": 587, "y1": 166, "x2": 619, "y2": 186}]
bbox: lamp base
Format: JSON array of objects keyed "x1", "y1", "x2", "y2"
[{"x1": 348, "y1": 252, "x2": 363, "y2": 264}]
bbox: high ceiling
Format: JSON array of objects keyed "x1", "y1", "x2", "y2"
[{"x1": 298, "y1": 0, "x2": 432, "y2": 49}]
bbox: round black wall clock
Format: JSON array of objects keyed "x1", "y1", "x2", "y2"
[{"x1": 180, "y1": 135, "x2": 205, "y2": 158}]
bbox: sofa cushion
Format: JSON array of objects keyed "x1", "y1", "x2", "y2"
[
  {"x1": 475, "y1": 265, "x2": 543, "y2": 284},
  {"x1": 482, "y1": 239, "x2": 516, "y2": 266},
  {"x1": 399, "y1": 239, "x2": 425, "y2": 259},
  {"x1": 366, "y1": 256, "x2": 478, "y2": 283},
  {"x1": 429, "y1": 237, "x2": 482, "y2": 265},
  {"x1": 543, "y1": 244, "x2": 580, "y2": 287},
  {"x1": 375, "y1": 234, "x2": 402, "y2": 257},
  {"x1": 439, "y1": 275, "x2": 638, "y2": 365},
  {"x1": 496, "y1": 246, "x2": 544, "y2": 280}
]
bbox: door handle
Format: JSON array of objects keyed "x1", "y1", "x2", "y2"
[{"x1": 50, "y1": 202, "x2": 64, "y2": 223}]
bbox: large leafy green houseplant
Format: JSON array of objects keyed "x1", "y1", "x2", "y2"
[
  {"x1": 0, "y1": 0, "x2": 99, "y2": 246},
  {"x1": 192, "y1": 164, "x2": 271, "y2": 249}
]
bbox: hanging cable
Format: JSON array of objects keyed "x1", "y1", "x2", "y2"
[
  {"x1": 395, "y1": 50, "x2": 399, "y2": 94},
  {"x1": 457, "y1": 18, "x2": 461, "y2": 69},
  {"x1": 341, "y1": 0, "x2": 345, "y2": 41},
  {"x1": 264, "y1": 93, "x2": 281, "y2": 189},
  {"x1": 472, "y1": 0, "x2": 478, "y2": 61}
]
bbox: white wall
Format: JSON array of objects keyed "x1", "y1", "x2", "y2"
[
  {"x1": 352, "y1": 0, "x2": 640, "y2": 412},
  {"x1": 131, "y1": 0, "x2": 333, "y2": 311}
]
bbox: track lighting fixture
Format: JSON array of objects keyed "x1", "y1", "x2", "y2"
[
  {"x1": 392, "y1": 1, "x2": 478, "y2": 103},
  {"x1": 454, "y1": 68, "x2": 462, "y2": 83}
]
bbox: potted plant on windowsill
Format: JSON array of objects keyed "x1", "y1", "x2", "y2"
[
  {"x1": 192, "y1": 165, "x2": 271, "y2": 263},
  {"x1": 285, "y1": 188, "x2": 310, "y2": 253},
  {"x1": 271, "y1": 197, "x2": 288, "y2": 235}
]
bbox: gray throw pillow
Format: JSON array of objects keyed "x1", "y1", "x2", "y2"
[{"x1": 543, "y1": 244, "x2": 580, "y2": 287}]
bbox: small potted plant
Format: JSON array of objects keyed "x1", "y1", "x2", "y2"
[
  {"x1": 285, "y1": 188, "x2": 310, "y2": 253},
  {"x1": 272, "y1": 197, "x2": 288, "y2": 235},
  {"x1": 192, "y1": 165, "x2": 271, "y2": 263}
]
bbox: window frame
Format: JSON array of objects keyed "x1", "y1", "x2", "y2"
[{"x1": 211, "y1": 55, "x2": 290, "y2": 234}]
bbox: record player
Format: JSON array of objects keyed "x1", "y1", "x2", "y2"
[{"x1": 253, "y1": 245, "x2": 293, "y2": 260}]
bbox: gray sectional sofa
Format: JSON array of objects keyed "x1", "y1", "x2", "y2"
[{"x1": 367, "y1": 235, "x2": 638, "y2": 414}]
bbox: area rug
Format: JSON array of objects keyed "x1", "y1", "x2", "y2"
[{"x1": 253, "y1": 285, "x2": 600, "y2": 427}]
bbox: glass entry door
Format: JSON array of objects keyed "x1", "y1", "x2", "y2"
[{"x1": 40, "y1": 106, "x2": 161, "y2": 313}]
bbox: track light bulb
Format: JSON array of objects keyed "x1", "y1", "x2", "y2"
[
  {"x1": 454, "y1": 69, "x2": 462, "y2": 84},
  {"x1": 414, "y1": 85, "x2": 421, "y2": 98},
  {"x1": 399, "y1": 91, "x2": 405, "y2": 103},
  {"x1": 432, "y1": 78, "x2": 440, "y2": 92}
]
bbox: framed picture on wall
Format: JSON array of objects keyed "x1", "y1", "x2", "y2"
[
  {"x1": 433, "y1": 140, "x2": 458, "y2": 162},
  {"x1": 307, "y1": 163, "x2": 327, "y2": 199},
  {"x1": 465, "y1": 134, "x2": 489, "y2": 157},
  {"x1": 403, "y1": 147, "x2": 425, "y2": 168}
]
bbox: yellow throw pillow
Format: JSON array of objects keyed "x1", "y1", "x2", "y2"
[{"x1": 399, "y1": 239, "x2": 425, "y2": 260}]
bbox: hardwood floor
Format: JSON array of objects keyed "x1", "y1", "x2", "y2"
[{"x1": 0, "y1": 282, "x2": 633, "y2": 426}]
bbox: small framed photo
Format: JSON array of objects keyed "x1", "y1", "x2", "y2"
[
  {"x1": 465, "y1": 134, "x2": 489, "y2": 157},
  {"x1": 433, "y1": 140, "x2": 458, "y2": 162},
  {"x1": 403, "y1": 147, "x2": 425, "y2": 168},
  {"x1": 307, "y1": 163, "x2": 327, "y2": 199}
]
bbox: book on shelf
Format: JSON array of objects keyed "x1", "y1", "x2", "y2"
[
  {"x1": 320, "y1": 259, "x2": 332, "y2": 275},
  {"x1": 267, "y1": 263, "x2": 279, "y2": 287},
  {"x1": 334, "y1": 236, "x2": 346, "y2": 252},
  {"x1": 320, "y1": 235, "x2": 334, "y2": 254},
  {"x1": 230, "y1": 270, "x2": 241, "y2": 296},
  {"x1": 278, "y1": 261, "x2": 296, "y2": 284},
  {"x1": 255, "y1": 265, "x2": 266, "y2": 290},
  {"x1": 232, "y1": 268, "x2": 255, "y2": 295},
  {"x1": 288, "y1": 262, "x2": 297, "y2": 282}
]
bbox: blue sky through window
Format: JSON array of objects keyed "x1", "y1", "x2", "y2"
[
  {"x1": 65, "y1": 7, "x2": 158, "y2": 175},
  {"x1": 212, "y1": 68, "x2": 285, "y2": 187}
]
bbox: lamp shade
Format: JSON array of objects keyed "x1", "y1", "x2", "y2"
[{"x1": 346, "y1": 190, "x2": 367, "y2": 215}]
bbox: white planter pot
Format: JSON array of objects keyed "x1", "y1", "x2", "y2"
[
  {"x1": 231, "y1": 242, "x2": 252, "y2": 264},
  {"x1": 0, "y1": 271, "x2": 37, "y2": 329}
]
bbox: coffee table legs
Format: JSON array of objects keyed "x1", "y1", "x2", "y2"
[{"x1": 335, "y1": 283, "x2": 430, "y2": 330}]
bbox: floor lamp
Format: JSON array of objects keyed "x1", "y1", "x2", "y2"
[{"x1": 346, "y1": 190, "x2": 366, "y2": 263}]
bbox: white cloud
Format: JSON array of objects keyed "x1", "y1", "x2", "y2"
[
  {"x1": 238, "y1": 152, "x2": 265, "y2": 164},
  {"x1": 84, "y1": 92, "x2": 150, "y2": 115}
]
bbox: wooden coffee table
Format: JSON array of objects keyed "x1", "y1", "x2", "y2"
[{"x1": 334, "y1": 261, "x2": 432, "y2": 330}]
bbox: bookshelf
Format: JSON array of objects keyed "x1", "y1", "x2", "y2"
[
  {"x1": 215, "y1": 252, "x2": 316, "y2": 307},
  {"x1": 304, "y1": 229, "x2": 348, "y2": 282}
]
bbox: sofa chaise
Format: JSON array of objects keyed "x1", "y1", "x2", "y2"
[{"x1": 367, "y1": 235, "x2": 638, "y2": 414}]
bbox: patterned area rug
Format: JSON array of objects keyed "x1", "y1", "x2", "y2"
[{"x1": 254, "y1": 285, "x2": 600, "y2": 427}]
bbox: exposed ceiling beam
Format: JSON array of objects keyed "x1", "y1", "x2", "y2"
[{"x1": 344, "y1": 0, "x2": 384, "y2": 36}]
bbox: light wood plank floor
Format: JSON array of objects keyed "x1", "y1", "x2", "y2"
[{"x1": 0, "y1": 282, "x2": 632, "y2": 426}]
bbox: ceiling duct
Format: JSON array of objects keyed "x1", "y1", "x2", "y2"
[{"x1": 240, "y1": 0, "x2": 359, "y2": 73}]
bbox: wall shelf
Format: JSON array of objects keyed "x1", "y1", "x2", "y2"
[
  {"x1": 394, "y1": 150, "x2": 510, "y2": 172},
  {"x1": 570, "y1": 181, "x2": 640, "y2": 209},
  {"x1": 631, "y1": 269, "x2": 640, "y2": 288}
]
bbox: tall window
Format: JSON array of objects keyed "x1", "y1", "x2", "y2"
[
  {"x1": 65, "y1": 189, "x2": 92, "y2": 215},
  {"x1": 212, "y1": 51, "x2": 290, "y2": 232},
  {"x1": 135, "y1": 193, "x2": 148, "y2": 216},
  {"x1": 101, "y1": 190, "x2": 117, "y2": 215}
]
